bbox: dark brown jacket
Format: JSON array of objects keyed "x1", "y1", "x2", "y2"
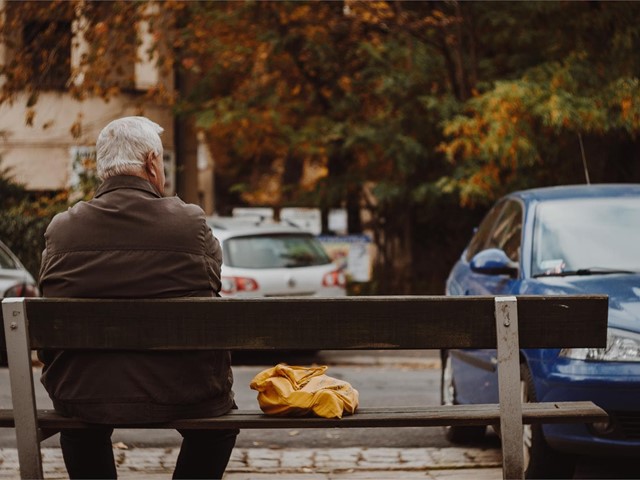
[{"x1": 38, "y1": 175, "x2": 234, "y2": 424}]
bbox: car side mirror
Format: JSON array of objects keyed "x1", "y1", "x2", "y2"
[{"x1": 470, "y1": 248, "x2": 519, "y2": 278}]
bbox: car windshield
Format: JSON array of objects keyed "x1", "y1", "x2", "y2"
[
  {"x1": 532, "y1": 197, "x2": 640, "y2": 277},
  {"x1": 224, "y1": 233, "x2": 331, "y2": 269}
]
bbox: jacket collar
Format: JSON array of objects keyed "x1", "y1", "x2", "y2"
[{"x1": 94, "y1": 175, "x2": 162, "y2": 199}]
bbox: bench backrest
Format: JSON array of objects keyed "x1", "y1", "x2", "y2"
[{"x1": 2, "y1": 295, "x2": 608, "y2": 351}]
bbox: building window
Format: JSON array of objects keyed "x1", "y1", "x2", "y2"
[
  {"x1": 22, "y1": 20, "x2": 72, "y2": 90},
  {"x1": 82, "y1": 0, "x2": 138, "y2": 92}
]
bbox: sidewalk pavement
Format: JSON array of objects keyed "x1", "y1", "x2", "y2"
[
  {"x1": 2, "y1": 354, "x2": 496, "y2": 478},
  {"x1": 0, "y1": 446, "x2": 503, "y2": 479}
]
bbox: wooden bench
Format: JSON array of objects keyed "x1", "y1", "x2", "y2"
[{"x1": 1, "y1": 295, "x2": 609, "y2": 479}]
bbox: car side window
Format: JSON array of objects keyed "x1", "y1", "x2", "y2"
[
  {"x1": 486, "y1": 200, "x2": 523, "y2": 262},
  {"x1": 0, "y1": 244, "x2": 17, "y2": 269},
  {"x1": 464, "y1": 201, "x2": 505, "y2": 261}
]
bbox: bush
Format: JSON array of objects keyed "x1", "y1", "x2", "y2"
[
  {"x1": 0, "y1": 164, "x2": 69, "y2": 278},
  {"x1": 0, "y1": 196, "x2": 69, "y2": 278}
]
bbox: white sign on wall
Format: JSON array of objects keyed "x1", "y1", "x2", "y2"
[
  {"x1": 68, "y1": 146, "x2": 176, "y2": 196},
  {"x1": 69, "y1": 145, "x2": 97, "y2": 190},
  {"x1": 318, "y1": 234, "x2": 372, "y2": 282},
  {"x1": 280, "y1": 208, "x2": 322, "y2": 235},
  {"x1": 232, "y1": 207, "x2": 275, "y2": 221},
  {"x1": 328, "y1": 209, "x2": 348, "y2": 235}
]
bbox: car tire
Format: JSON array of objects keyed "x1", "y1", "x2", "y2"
[
  {"x1": 440, "y1": 350, "x2": 486, "y2": 443},
  {"x1": 520, "y1": 362, "x2": 576, "y2": 479}
]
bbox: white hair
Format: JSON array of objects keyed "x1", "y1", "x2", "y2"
[{"x1": 96, "y1": 116, "x2": 164, "y2": 180}]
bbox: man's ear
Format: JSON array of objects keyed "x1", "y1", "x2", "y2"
[{"x1": 145, "y1": 152, "x2": 157, "y2": 178}]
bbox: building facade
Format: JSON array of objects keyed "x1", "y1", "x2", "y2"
[{"x1": 0, "y1": 1, "x2": 210, "y2": 207}]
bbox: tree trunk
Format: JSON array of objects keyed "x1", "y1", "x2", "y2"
[
  {"x1": 346, "y1": 187, "x2": 362, "y2": 234},
  {"x1": 174, "y1": 111, "x2": 199, "y2": 204}
]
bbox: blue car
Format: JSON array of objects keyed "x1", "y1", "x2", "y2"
[{"x1": 444, "y1": 184, "x2": 640, "y2": 479}]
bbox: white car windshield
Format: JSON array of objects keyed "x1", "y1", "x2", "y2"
[
  {"x1": 532, "y1": 197, "x2": 640, "y2": 277},
  {"x1": 224, "y1": 234, "x2": 331, "y2": 268},
  {"x1": 0, "y1": 244, "x2": 18, "y2": 269}
]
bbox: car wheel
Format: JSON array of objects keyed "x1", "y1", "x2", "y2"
[
  {"x1": 520, "y1": 363, "x2": 576, "y2": 479},
  {"x1": 440, "y1": 350, "x2": 486, "y2": 443}
]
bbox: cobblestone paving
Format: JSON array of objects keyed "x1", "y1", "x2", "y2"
[{"x1": 0, "y1": 446, "x2": 502, "y2": 479}]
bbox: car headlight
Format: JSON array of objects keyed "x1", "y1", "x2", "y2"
[{"x1": 560, "y1": 328, "x2": 640, "y2": 362}]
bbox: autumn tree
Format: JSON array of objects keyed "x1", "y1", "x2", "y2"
[
  {"x1": 163, "y1": 1, "x2": 466, "y2": 291},
  {"x1": 3, "y1": 1, "x2": 640, "y2": 293},
  {"x1": 438, "y1": 1, "x2": 640, "y2": 205}
]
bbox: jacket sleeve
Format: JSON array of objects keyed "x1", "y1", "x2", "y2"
[
  {"x1": 38, "y1": 246, "x2": 48, "y2": 294},
  {"x1": 204, "y1": 221, "x2": 223, "y2": 296}
]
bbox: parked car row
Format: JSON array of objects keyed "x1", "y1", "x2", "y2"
[
  {"x1": 2, "y1": 184, "x2": 639, "y2": 477},
  {"x1": 0, "y1": 240, "x2": 40, "y2": 365},
  {"x1": 445, "y1": 184, "x2": 640, "y2": 478}
]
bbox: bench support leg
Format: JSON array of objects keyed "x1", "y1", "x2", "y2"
[
  {"x1": 495, "y1": 296, "x2": 524, "y2": 480},
  {"x1": 2, "y1": 299, "x2": 44, "y2": 479}
]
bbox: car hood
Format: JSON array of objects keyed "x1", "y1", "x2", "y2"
[{"x1": 521, "y1": 274, "x2": 640, "y2": 333}]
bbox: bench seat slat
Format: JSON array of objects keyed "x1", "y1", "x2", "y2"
[{"x1": 0, "y1": 402, "x2": 607, "y2": 430}]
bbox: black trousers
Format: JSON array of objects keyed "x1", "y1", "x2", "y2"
[{"x1": 59, "y1": 427, "x2": 239, "y2": 479}]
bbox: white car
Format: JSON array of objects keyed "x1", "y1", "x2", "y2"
[
  {"x1": 1, "y1": 239, "x2": 40, "y2": 365},
  {"x1": 208, "y1": 217, "x2": 346, "y2": 297}
]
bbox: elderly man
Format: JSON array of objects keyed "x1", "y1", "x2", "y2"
[{"x1": 39, "y1": 116, "x2": 237, "y2": 479}]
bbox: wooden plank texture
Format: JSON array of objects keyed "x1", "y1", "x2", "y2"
[
  {"x1": 22, "y1": 295, "x2": 608, "y2": 350},
  {"x1": 0, "y1": 402, "x2": 608, "y2": 430}
]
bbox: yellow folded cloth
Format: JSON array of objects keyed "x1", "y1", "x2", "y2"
[{"x1": 250, "y1": 364, "x2": 359, "y2": 419}]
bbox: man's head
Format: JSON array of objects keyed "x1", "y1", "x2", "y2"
[{"x1": 96, "y1": 116, "x2": 166, "y2": 195}]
